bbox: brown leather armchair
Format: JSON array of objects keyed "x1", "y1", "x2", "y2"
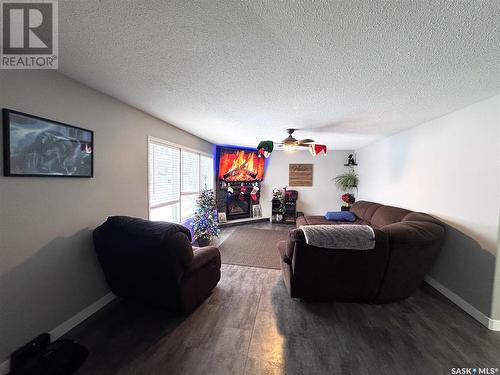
[{"x1": 93, "y1": 216, "x2": 221, "y2": 312}]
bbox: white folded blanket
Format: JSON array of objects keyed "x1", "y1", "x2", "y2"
[{"x1": 299, "y1": 224, "x2": 375, "y2": 250}]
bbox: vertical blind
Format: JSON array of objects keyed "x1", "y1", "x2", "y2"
[{"x1": 149, "y1": 139, "x2": 214, "y2": 223}]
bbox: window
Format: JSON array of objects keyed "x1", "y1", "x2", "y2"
[
  {"x1": 181, "y1": 150, "x2": 199, "y2": 220},
  {"x1": 200, "y1": 154, "x2": 214, "y2": 190},
  {"x1": 149, "y1": 142, "x2": 180, "y2": 222},
  {"x1": 148, "y1": 138, "x2": 213, "y2": 223}
]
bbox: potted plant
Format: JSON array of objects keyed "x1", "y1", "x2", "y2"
[
  {"x1": 191, "y1": 188, "x2": 220, "y2": 246},
  {"x1": 333, "y1": 167, "x2": 359, "y2": 192},
  {"x1": 333, "y1": 167, "x2": 358, "y2": 210}
]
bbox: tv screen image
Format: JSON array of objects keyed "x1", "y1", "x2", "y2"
[
  {"x1": 3, "y1": 109, "x2": 93, "y2": 177},
  {"x1": 218, "y1": 148, "x2": 265, "y2": 182}
]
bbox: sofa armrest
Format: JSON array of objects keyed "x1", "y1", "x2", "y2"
[
  {"x1": 277, "y1": 229, "x2": 304, "y2": 264},
  {"x1": 277, "y1": 240, "x2": 291, "y2": 264},
  {"x1": 185, "y1": 246, "x2": 221, "y2": 275}
]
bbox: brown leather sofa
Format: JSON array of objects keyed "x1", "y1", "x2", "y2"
[
  {"x1": 277, "y1": 201, "x2": 445, "y2": 303},
  {"x1": 93, "y1": 216, "x2": 221, "y2": 312}
]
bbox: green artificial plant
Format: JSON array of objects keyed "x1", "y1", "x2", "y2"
[{"x1": 333, "y1": 167, "x2": 359, "y2": 192}]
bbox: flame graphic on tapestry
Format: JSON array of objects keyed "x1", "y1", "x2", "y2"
[{"x1": 218, "y1": 149, "x2": 265, "y2": 182}]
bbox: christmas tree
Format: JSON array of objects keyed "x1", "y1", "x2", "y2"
[{"x1": 191, "y1": 188, "x2": 220, "y2": 244}]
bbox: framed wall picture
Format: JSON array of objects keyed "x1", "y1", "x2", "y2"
[
  {"x1": 3, "y1": 109, "x2": 94, "y2": 177},
  {"x1": 289, "y1": 163, "x2": 313, "y2": 186},
  {"x1": 252, "y1": 204, "x2": 262, "y2": 218},
  {"x1": 218, "y1": 212, "x2": 227, "y2": 223}
]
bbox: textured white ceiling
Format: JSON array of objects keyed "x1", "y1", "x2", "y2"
[{"x1": 58, "y1": 0, "x2": 500, "y2": 149}]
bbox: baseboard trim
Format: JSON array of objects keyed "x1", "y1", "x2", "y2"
[
  {"x1": 50, "y1": 292, "x2": 116, "y2": 340},
  {"x1": 488, "y1": 318, "x2": 500, "y2": 331},
  {"x1": 424, "y1": 276, "x2": 500, "y2": 331},
  {"x1": 0, "y1": 292, "x2": 116, "y2": 375}
]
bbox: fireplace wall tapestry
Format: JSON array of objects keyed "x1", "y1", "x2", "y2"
[
  {"x1": 3, "y1": 109, "x2": 94, "y2": 177},
  {"x1": 218, "y1": 147, "x2": 265, "y2": 182}
]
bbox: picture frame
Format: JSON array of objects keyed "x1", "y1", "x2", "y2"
[
  {"x1": 3, "y1": 109, "x2": 94, "y2": 177},
  {"x1": 218, "y1": 212, "x2": 227, "y2": 223},
  {"x1": 252, "y1": 204, "x2": 262, "y2": 218},
  {"x1": 289, "y1": 163, "x2": 313, "y2": 186}
]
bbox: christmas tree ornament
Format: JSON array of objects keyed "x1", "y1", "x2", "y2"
[
  {"x1": 256, "y1": 140, "x2": 274, "y2": 158},
  {"x1": 309, "y1": 144, "x2": 327, "y2": 156}
]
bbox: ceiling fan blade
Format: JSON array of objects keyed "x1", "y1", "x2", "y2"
[
  {"x1": 282, "y1": 135, "x2": 298, "y2": 145},
  {"x1": 298, "y1": 139, "x2": 315, "y2": 145}
]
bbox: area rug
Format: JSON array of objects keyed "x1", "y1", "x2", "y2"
[{"x1": 218, "y1": 227, "x2": 289, "y2": 269}]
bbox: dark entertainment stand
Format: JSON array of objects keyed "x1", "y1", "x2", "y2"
[{"x1": 272, "y1": 190, "x2": 298, "y2": 224}]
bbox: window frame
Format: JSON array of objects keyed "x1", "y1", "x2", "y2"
[{"x1": 147, "y1": 136, "x2": 213, "y2": 223}]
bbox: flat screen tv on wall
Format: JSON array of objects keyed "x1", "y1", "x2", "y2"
[
  {"x1": 3, "y1": 109, "x2": 94, "y2": 177},
  {"x1": 218, "y1": 147, "x2": 265, "y2": 182}
]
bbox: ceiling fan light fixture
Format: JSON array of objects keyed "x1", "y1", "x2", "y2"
[{"x1": 265, "y1": 128, "x2": 318, "y2": 153}]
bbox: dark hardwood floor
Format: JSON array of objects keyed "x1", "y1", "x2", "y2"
[{"x1": 68, "y1": 223, "x2": 500, "y2": 375}]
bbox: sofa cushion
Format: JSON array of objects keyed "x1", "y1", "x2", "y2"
[
  {"x1": 299, "y1": 215, "x2": 332, "y2": 225},
  {"x1": 381, "y1": 220, "x2": 445, "y2": 245},
  {"x1": 351, "y1": 201, "x2": 383, "y2": 223},
  {"x1": 370, "y1": 205, "x2": 412, "y2": 228},
  {"x1": 103, "y1": 216, "x2": 192, "y2": 242},
  {"x1": 402, "y1": 212, "x2": 443, "y2": 226}
]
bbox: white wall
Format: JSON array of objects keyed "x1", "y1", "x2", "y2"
[
  {"x1": 356, "y1": 95, "x2": 500, "y2": 317},
  {"x1": 261, "y1": 150, "x2": 352, "y2": 217},
  {"x1": 0, "y1": 70, "x2": 213, "y2": 361},
  {"x1": 493, "y1": 224, "x2": 500, "y2": 320}
]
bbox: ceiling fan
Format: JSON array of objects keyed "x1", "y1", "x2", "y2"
[
  {"x1": 256, "y1": 129, "x2": 327, "y2": 158},
  {"x1": 275, "y1": 129, "x2": 315, "y2": 150}
]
